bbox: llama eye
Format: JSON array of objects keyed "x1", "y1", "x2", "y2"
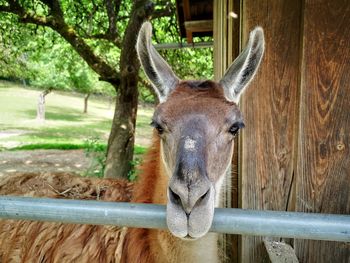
[
  {"x1": 150, "y1": 121, "x2": 164, "y2": 134},
  {"x1": 229, "y1": 122, "x2": 245, "y2": 136}
]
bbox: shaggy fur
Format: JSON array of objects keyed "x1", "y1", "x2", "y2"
[
  {"x1": 0, "y1": 138, "x2": 190, "y2": 263},
  {"x1": 121, "y1": 135, "x2": 161, "y2": 263},
  {"x1": 0, "y1": 172, "x2": 132, "y2": 263}
]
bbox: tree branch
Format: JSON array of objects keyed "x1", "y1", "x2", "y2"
[
  {"x1": 41, "y1": 0, "x2": 64, "y2": 21},
  {"x1": 1, "y1": 0, "x2": 121, "y2": 86},
  {"x1": 81, "y1": 32, "x2": 122, "y2": 48},
  {"x1": 105, "y1": 0, "x2": 117, "y2": 36},
  {"x1": 19, "y1": 14, "x2": 55, "y2": 27},
  {"x1": 103, "y1": 0, "x2": 123, "y2": 47}
]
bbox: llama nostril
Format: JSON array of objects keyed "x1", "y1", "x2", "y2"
[
  {"x1": 169, "y1": 188, "x2": 181, "y2": 205},
  {"x1": 200, "y1": 190, "x2": 209, "y2": 201},
  {"x1": 194, "y1": 188, "x2": 210, "y2": 208}
]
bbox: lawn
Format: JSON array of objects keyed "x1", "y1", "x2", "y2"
[{"x1": 0, "y1": 81, "x2": 154, "y2": 152}]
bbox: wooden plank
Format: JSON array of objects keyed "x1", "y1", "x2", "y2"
[
  {"x1": 213, "y1": 0, "x2": 225, "y2": 81},
  {"x1": 184, "y1": 20, "x2": 213, "y2": 32},
  {"x1": 228, "y1": 1, "x2": 241, "y2": 262},
  {"x1": 240, "y1": 1, "x2": 302, "y2": 262},
  {"x1": 295, "y1": 0, "x2": 350, "y2": 262},
  {"x1": 264, "y1": 240, "x2": 299, "y2": 263},
  {"x1": 182, "y1": 0, "x2": 193, "y2": 43}
]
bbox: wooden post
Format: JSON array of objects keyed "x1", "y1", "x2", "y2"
[
  {"x1": 213, "y1": 0, "x2": 240, "y2": 261},
  {"x1": 295, "y1": 0, "x2": 350, "y2": 262},
  {"x1": 240, "y1": 1, "x2": 302, "y2": 262}
]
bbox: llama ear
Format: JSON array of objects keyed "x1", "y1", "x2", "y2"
[
  {"x1": 220, "y1": 27, "x2": 265, "y2": 103},
  {"x1": 137, "y1": 22, "x2": 179, "y2": 103}
]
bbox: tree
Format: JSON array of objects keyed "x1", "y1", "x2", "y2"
[
  {"x1": 0, "y1": 0, "x2": 174, "y2": 178},
  {"x1": 0, "y1": 0, "x2": 213, "y2": 178},
  {"x1": 0, "y1": 13, "x2": 32, "y2": 83}
]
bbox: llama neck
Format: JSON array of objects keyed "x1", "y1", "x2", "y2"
[{"x1": 122, "y1": 134, "x2": 219, "y2": 263}]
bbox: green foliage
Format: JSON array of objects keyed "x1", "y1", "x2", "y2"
[
  {"x1": 82, "y1": 137, "x2": 146, "y2": 179},
  {"x1": 134, "y1": 145, "x2": 147, "y2": 155},
  {"x1": 0, "y1": 11, "x2": 115, "y2": 96},
  {"x1": 10, "y1": 143, "x2": 87, "y2": 151},
  {"x1": 0, "y1": 0, "x2": 213, "y2": 104},
  {"x1": 83, "y1": 137, "x2": 107, "y2": 177},
  {"x1": 128, "y1": 157, "x2": 142, "y2": 181},
  {"x1": 128, "y1": 145, "x2": 146, "y2": 181},
  {"x1": 0, "y1": 13, "x2": 33, "y2": 81}
]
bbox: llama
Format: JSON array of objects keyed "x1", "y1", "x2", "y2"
[{"x1": 0, "y1": 22, "x2": 264, "y2": 263}]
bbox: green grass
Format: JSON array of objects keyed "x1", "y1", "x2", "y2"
[
  {"x1": 9, "y1": 143, "x2": 147, "y2": 154},
  {"x1": 0, "y1": 81, "x2": 153, "y2": 152},
  {"x1": 10, "y1": 143, "x2": 88, "y2": 151}
]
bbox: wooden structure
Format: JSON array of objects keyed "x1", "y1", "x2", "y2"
[
  {"x1": 177, "y1": 0, "x2": 350, "y2": 262},
  {"x1": 176, "y1": 0, "x2": 213, "y2": 43}
]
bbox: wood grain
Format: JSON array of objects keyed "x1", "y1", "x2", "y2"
[
  {"x1": 240, "y1": 1, "x2": 302, "y2": 262},
  {"x1": 295, "y1": 0, "x2": 350, "y2": 262}
]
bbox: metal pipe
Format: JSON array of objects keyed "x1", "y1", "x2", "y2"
[
  {"x1": 154, "y1": 41, "x2": 213, "y2": 50},
  {"x1": 0, "y1": 196, "x2": 349, "y2": 242}
]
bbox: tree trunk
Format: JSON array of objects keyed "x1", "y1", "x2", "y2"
[
  {"x1": 108, "y1": 96, "x2": 116, "y2": 110},
  {"x1": 36, "y1": 89, "x2": 52, "y2": 121},
  {"x1": 83, "y1": 93, "x2": 90, "y2": 113},
  {"x1": 104, "y1": 0, "x2": 153, "y2": 179}
]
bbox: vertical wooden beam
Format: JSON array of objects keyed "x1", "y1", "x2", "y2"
[
  {"x1": 295, "y1": 0, "x2": 350, "y2": 262},
  {"x1": 213, "y1": 0, "x2": 227, "y2": 81},
  {"x1": 228, "y1": 1, "x2": 241, "y2": 262},
  {"x1": 240, "y1": 1, "x2": 302, "y2": 262},
  {"x1": 182, "y1": 0, "x2": 193, "y2": 43},
  {"x1": 214, "y1": 1, "x2": 241, "y2": 262},
  {"x1": 214, "y1": 2, "x2": 229, "y2": 261}
]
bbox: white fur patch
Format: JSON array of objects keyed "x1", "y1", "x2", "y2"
[{"x1": 184, "y1": 137, "x2": 196, "y2": 151}]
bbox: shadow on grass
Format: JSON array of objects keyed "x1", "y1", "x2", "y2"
[
  {"x1": 21, "y1": 119, "x2": 112, "y2": 141},
  {"x1": 22, "y1": 106, "x2": 86, "y2": 122},
  {"x1": 93, "y1": 104, "x2": 111, "y2": 110}
]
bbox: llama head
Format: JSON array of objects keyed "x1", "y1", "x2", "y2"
[{"x1": 137, "y1": 22, "x2": 264, "y2": 239}]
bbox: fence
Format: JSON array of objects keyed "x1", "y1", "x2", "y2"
[{"x1": 0, "y1": 196, "x2": 349, "y2": 242}]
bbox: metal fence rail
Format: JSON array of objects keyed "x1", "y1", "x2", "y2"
[{"x1": 0, "y1": 196, "x2": 349, "y2": 242}]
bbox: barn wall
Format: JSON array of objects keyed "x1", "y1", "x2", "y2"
[
  {"x1": 294, "y1": 0, "x2": 350, "y2": 262},
  {"x1": 214, "y1": 0, "x2": 350, "y2": 262}
]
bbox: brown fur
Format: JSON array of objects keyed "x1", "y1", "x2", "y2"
[
  {"x1": 121, "y1": 135, "x2": 162, "y2": 263},
  {"x1": 0, "y1": 137, "x2": 168, "y2": 263},
  {"x1": 0, "y1": 172, "x2": 132, "y2": 263}
]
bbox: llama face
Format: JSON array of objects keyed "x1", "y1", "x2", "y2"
[
  {"x1": 137, "y1": 22, "x2": 264, "y2": 239},
  {"x1": 152, "y1": 80, "x2": 244, "y2": 239}
]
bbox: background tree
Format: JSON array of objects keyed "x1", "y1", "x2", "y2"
[{"x1": 0, "y1": 0, "x2": 213, "y2": 178}]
